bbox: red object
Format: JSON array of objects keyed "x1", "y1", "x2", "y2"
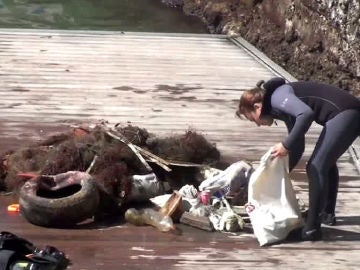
[
  {"x1": 17, "y1": 172, "x2": 39, "y2": 179},
  {"x1": 199, "y1": 191, "x2": 211, "y2": 205},
  {"x1": 73, "y1": 127, "x2": 90, "y2": 137},
  {"x1": 245, "y1": 203, "x2": 255, "y2": 213},
  {"x1": 7, "y1": 204, "x2": 20, "y2": 212}
]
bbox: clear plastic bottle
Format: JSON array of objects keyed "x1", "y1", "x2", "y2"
[{"x1": 125, "y1": 208, "x2": 175, "y2": 232}]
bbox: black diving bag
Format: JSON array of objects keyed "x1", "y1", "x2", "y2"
[{"x1": 0, "y1": 231, "x2": 69, "y2": 270}]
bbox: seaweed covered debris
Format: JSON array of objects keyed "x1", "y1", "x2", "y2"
[
  {"x1": 147, "y1": 129, "x2": 220, "y2": 164},
  {"x1": 0, "y1": 123, "x2": 223, "y2": 210}
]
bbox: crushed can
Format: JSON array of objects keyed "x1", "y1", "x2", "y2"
[{"x1": 199, "y1": 191, "x2": 211, "y2": 205}]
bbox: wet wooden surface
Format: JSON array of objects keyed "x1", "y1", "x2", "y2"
[
  {"x1": 2, "y1": 167, "x2": 360, "y2": 270},
  {"x1": 0, "y1": 29, "x2": 359, "y2": 269},
  {"x1": 0, "y1": 29, "x2": 283, "y2": 160}
]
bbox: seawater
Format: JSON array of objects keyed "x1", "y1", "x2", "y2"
[{"x1": 0, "y1": 0, "x2": 208, "y2": 33}]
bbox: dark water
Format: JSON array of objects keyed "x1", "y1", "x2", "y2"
[{"x1": 0, "y1": 0, "x2": 208, "y2": 33}]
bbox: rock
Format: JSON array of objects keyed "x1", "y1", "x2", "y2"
[{"x1": 175, "y1": 0, "x2": 359, "y2": 95}]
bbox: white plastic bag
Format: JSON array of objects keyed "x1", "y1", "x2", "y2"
[
  {"x1": 199, "y1": 161, "x2": 253, "y2": 194},
  {"x1": 128, "y1": 173, "x2": 169, "y2": 202},
  {"x1": 247, "y1": 149, "x2": 304, "y2": 246},
  {"x1": 178, "y1": 184, "x2": 201, "y2": 212}
]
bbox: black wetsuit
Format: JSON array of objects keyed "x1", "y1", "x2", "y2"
[{"x1": 261, "y1": 78, "x2": 360, "y2": 232}]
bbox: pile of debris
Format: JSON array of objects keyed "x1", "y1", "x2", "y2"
[
  {"x1": 0, "y1": 122, "x2": 254, "y2": 232},
  {"x1": 0, "y1": 122, "x2": 223, "y2": 214}
]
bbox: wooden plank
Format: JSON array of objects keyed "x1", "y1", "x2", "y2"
[{"x1": 180, "y1": 212, "x2": 214, "y2": 231}]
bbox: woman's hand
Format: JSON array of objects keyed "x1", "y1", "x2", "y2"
[{"x1": 271, "y1": 142, "x2": 288, "y2": 157}]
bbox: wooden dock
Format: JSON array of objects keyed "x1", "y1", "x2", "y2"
[{"x1": 0, "y1": 29, "x2": 359, "y2": 269}]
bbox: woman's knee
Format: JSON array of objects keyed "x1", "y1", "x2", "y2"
[
  {"x1": 306, "y1": 162, "x2": 317, "y2": 177},
  {"x1": 306, "y1": 161, "x2": 326, "y2": 180}
]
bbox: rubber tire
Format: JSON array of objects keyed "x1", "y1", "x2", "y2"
[{"x1": 19, "y1": 171, "x2": 99, "y2": 227}]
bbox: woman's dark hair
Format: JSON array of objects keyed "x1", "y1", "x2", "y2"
[
  {"x1": 236, "y1": 85, "x2": 265, "y2": 118},
  {"x1": 236, "y1": 77, "x2": 286, "y2": 118},
  {"x1": 256, "y1": 80, "x2": 265, "y2": 88}
]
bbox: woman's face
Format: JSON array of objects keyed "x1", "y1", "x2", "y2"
[{"x1": 242, "y1": 103, "x2": 273, "y2": 126}]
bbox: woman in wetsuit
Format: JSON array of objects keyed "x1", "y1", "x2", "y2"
[{"x1": 237, "y1": 77, "x2": 360, "y2": 241}]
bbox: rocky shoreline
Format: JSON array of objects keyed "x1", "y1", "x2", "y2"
[{"x1": 163, "y1": 0, "x2": 360, "y2": 96}]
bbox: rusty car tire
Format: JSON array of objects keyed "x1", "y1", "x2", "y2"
[{"x1": 19, "y1": 171, "x2": 99, "y2": 227}]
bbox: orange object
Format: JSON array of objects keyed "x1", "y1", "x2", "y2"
[
  {"x1": 73, "y1": 127, "x2": 90, "y2": 137},
  {"x1": 7, "y1": 204, "x2": 20, "y2": 212}
]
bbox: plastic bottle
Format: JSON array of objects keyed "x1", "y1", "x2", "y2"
[{"x1": 125, "y1": 208, "x2": 175, "y2": 232}]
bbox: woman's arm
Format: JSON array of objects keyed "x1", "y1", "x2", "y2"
[
  {"x1": 284, "y1": 118, "x2": 305, "y2": 171},
  {"x1": 271, "y1": 84, "x2": 314, "y2": 151}
]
